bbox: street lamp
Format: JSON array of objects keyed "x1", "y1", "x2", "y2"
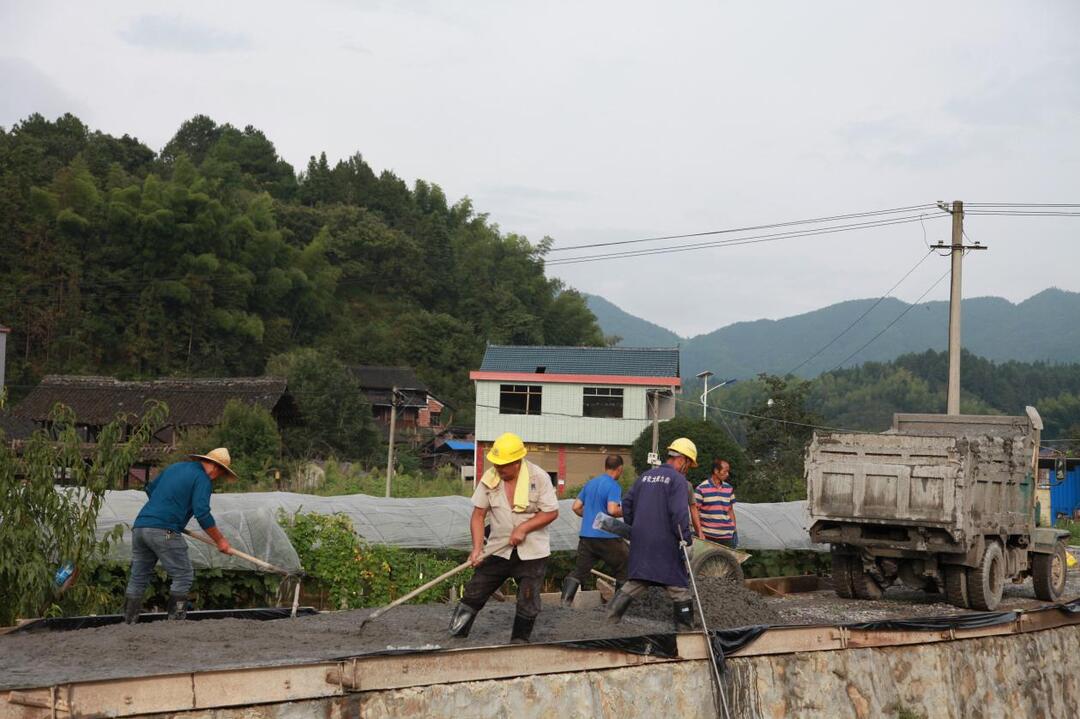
[{"x1": 696, "y1": 371, "x2": 736, "y2": 421}]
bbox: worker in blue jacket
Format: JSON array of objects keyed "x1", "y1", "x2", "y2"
[
  {"x1": 606, "y1": 438, "x2": 697, "y2": 629},
  {"x1": 123, "y1": 448, "x2": 237, "y2": 623}
]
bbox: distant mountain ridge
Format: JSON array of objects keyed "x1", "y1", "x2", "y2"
[
  {"x1": 586, "y1": 288, "x2": 1080, "y2": 379},
  {"x1": 584, "y1": 294, "x2": 682, "y2": 348}
]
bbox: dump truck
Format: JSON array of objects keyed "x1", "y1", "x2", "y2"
[{"x1": 806, "y1": 409, "x2": 1070, "y2": 611}]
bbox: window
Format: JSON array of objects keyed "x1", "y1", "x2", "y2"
[
  {"x1": 500, "y1": 384, "x2": 543, "y2": 415},
  {"x1": 583, "y1": 387, "x2": 624, "y2": 418}
]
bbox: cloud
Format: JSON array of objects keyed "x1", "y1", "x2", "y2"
[
  {"x1": 119, "y1": 15, "x2": 249, "y2": 53},
  {"x1": 0, "y1": 57, "x2": 86, "y2": 128},
  {"x1": 340, "y1": 40, "x2": 372, "y2": 55},
  {"x1": 477, "y1": 184, "x2": 589, "y2": 203},
  {"x1": 944, "y1": 61, "x2": 1080, "y2": 128}
]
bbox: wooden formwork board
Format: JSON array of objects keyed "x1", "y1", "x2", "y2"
[{"x1": 6, "y1": 606, "x2": 1080, "y2": 719}]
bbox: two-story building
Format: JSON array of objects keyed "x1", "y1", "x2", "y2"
[{"x1": 470, "y1": 345, "x2": 680, "y2": 490}]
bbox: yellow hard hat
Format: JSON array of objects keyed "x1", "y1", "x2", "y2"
[
  {"x1": 487, "y1": 432, "x2": 527, "y2": 465},
  {"x1": 667, "y1": 437, "x2": 698, "y2": 467}
]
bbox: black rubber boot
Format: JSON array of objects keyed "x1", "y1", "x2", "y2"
[
  {"x1": 673, "y1": 600, "x2": 694, "y2": 630},
  {"x1": 605, "y1": 590, "x2": 634, "y2": 624},
  {"x1": 123, "y1": 595, "x2": 142, "y2": 625},
  {"x1": 560, "y1": 577, "x2": 581, "y2": 607},
  {"x1": 167, "y1": 593, "x2": 188, "y2": 620},
  {"x1": 448, "y1": 603, "x2": 479, "y2": 637},
  {"x1": 510, "y1": 614, "x2": 536, "y2": 644}
]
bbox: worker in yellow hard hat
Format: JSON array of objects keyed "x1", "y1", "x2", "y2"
[
  {"x1": 448, "y1": 432, "x2": 559, "y2": 644},
  {"x1": 606, "y1": 437, "x2": 698, "y2": 629}
]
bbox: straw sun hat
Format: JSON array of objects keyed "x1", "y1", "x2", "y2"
[{"x1": 190, "y1": 447, "x2": 239, "y2": 478}]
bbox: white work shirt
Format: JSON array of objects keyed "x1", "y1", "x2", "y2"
[{"x1": 471, "y1": 460, "x2": 559, "y2": 561}]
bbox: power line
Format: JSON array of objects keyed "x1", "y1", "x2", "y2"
[
  {"x1": 546, "y1": 213, "x2": 946, "y2": 267},
  {"x1": 671, "y1": 394, "x2": 874, "y2": 435},
  {"x1": 965, "y1": 203, "x2": 1080, "y2": 208},
  {"x1": 548, "y1": 203, "x2": 939, "y2": 253},
  {"x1": 785, "y1": 249, "x2": 936, "y2": 376},
  {"x1": 824, "y1": 266, "x2": 953, "y2": 373},
  {"x1": 965, "y1": 210, "x2": 1080, "y2": 217}
]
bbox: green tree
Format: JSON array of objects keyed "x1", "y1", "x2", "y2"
[
  {"x1": 207, "y1": 400, "x2": 282, "y2": 485},
  {"x1": 0, "y1": 402, "x2": 166, "y2": 624},
  {"x1": 741, "y1": 374, "x2": 819, "y2": 502},
  {"x1": 266, "y1": 348, "x2": 379, "y2": 460},
  {"x1": 630, "y1": 415, "x2": 749, "y2": 488}
]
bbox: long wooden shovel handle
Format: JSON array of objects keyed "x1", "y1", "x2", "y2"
[
  {"x1": 591, "y1": 568, "x2": 616, "y2": 584},
  {"x1": 365, "y1": 543, "x2": 509, "y2": 623},
  {"x1": 183, "y1": 529, "x2": 291, "y2": 576}
]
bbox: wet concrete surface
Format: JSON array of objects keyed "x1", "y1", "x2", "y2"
[
  {"x1": 765, "y1": 573, "x2": 1080, "y2": 625},
  {"x1": 2, "y1": 573, "x2": 1075, "y2": 691},
  {"x1": 629, "y1": 577, "x2": 780, "y2": 627},
  {"x1": 0, "y1": 603, "x2": 671, "y2": 691}
]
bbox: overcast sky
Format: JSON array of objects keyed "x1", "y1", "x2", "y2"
[{"x1": 2, "y1": 1, "x2": 1078, "y2": 337}]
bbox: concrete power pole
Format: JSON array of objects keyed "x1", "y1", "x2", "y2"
[
  {"x1": 649, "y1": 390, "x2": 661, "y2": 466},
  {"x1": 933, "y1": 201, "x2": 987, "y2": 415},
  {"x1": 384, "y1": 386, "x2": 398, "y2": 497}
]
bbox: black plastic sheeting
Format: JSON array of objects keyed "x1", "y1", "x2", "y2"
[
  {"x1": 556, "y1": 596, "x2": 1080, "y2": 680},
  {"x1": 561, "y1": 633, "x2": 679, "y2": 658},
  {"x1": 9, "y1": 607, "x2": 318, "y2": 634}
]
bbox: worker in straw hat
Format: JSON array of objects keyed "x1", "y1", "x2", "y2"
[
  {"x1": 448, "y1": 432, "x2": 559, "y2": 644},
  {"x1": 122, "y1": 448, "x2": 238, "y2": 624},
  {"x1": 606, "y1": 437, "x2": 698, "y2": 629}
]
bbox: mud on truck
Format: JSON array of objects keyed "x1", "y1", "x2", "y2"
[{"x1": 806, "y1": 409, "x2": 1070, "y2": 611}]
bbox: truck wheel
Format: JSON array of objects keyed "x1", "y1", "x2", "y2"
[
  {"x1": 967, "y1": 541, "x2": 1005, "y2": 611},
  {"x1": 831, "y1": 550, "x2": 856, "y2": 599},
  {"x1": 851, "y1": 566, "x2": 884, "y2": 600},
  {"x1": 1032, "y1": 541, "x2": 1068, "y2": 602},
  {"x1": 943, "y1": 566, "x2": 969, "y2": 609},
  {"x1": 691, "y1": 546, "x2": 745, "y2": 583}
]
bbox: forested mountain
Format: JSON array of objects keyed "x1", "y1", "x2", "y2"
[
  {"x1": 0, "y1": 114, "x2": 603, "y2": 417},
  {"x1": 583, "y1": 294, "x2": 681, "y2": 348},
  {"x1": 589, "y1": 289, "x2": 1080, "y2": 380},
  {"x1": 679, "y1": 349, "x2": 1080, "y2": 443}
]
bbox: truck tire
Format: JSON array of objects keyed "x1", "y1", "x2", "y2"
[
  {"x1": 691, "y1": 546, "x2": 745, "y2": 583},
  {"x1": 1032, "y1": 541, "x2": 1068, "y2": 602},
  {"x1": 852, "y1": 568, "x2": 884, "y2": 600},
  {"x1": 831, "y1": 550, "x2": 856, "y2": 598},
  {"x1": 967, "y1": 541, "x2": 1005, "y2": 611},
  {"x1": 943, "y1": 566, "x2": 969, "y2": 608}
]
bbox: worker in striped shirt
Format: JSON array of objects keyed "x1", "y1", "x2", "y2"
[{"x1": 694, "y1": 458, "x2": 737, "y2": 547}]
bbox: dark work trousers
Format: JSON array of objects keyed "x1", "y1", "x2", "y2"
[
  {"x1": 570, "y1": 537, "x2": 629, "y2": 584},
  {"x1": 462, "y1": 548, "x2": 548, "y2": 619}
]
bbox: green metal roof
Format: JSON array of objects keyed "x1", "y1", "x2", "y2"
[{"x1": 479, "y1": 345, "x2": 680, "y2": 377}]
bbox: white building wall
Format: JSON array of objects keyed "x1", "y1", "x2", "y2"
[{"x1": 474, "y1": 381, "x2": 671, "y2": 445}]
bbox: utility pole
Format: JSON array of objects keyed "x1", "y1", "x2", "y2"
[
  {"x1": 649, "y1": 390, "x2": 661, "y2": 466},
  {"x1": 932, "y1": 201, "x2": 987, "y2": 415},
  {"x1": 384, "y1": 386, "x2": 398, "y2": 497}
]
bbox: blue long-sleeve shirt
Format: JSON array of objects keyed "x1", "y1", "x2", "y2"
[{"x1": 133, "y1": 461, "x2": 217, "y2": 532}]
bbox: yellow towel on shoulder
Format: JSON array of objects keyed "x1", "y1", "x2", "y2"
[{"x1": 480, "y1": 463, "x2": 530, "y2": 512}]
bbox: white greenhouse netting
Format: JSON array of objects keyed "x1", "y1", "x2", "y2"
[{"x1": 91, "y1": 490, "x2": 822, "y2": 572}]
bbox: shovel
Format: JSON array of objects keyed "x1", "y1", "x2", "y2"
[
  {"x1": 183, "y1": 529, "x2": 300, "y2": 577},
  {"x1": 357, "y1": 543, "x2": 509, "y2": 631},
  {"x1": 682, "y1": 541, "x2": 733, "y2": 719}
]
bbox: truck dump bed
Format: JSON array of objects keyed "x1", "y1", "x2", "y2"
[{"x1": 806, "y1": 411, "x2": 1040, "y2": 550}]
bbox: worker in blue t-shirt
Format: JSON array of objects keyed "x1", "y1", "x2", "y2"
[
  {"x1": 123, "y1": 448, "x2": 237, "y2": 624},
  {"x1": 560, "y1": 455, "x2": 630, "y2": 607}
]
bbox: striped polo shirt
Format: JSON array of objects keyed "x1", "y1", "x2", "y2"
[{"x1": 694, "y1": 479, "x2": 735, "y2": 540}]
